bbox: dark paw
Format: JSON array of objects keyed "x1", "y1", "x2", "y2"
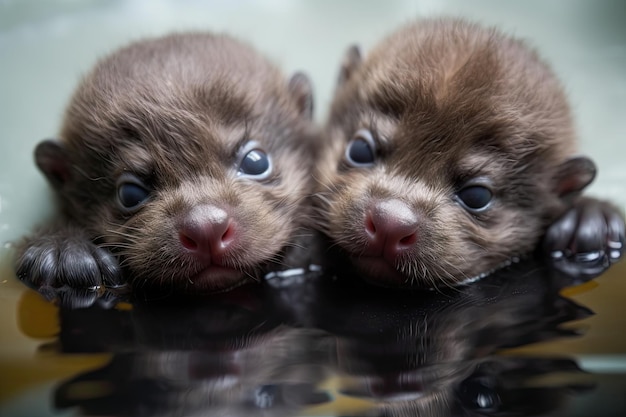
[
  {"x1": 543, "y1": 198, "x2": 624, "y2": 281},
  {"x1": 15, "y1": 235, "x2": 126, "y2": 306}
]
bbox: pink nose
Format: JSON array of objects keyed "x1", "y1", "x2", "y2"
[
  {"x1": 364, "y1": 199, "x2": 419, "y2": 261},
  {"x1": 178, "y1": 205, "x2": 236, "y2": 263}
]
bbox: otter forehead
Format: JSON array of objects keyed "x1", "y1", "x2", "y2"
[
  {"x1": 330, "y1": 19, "x2": 577, "y2": 181},
  {"x1": 65, "y1": 35, "x2": 284, "y2": 144},
  {"x1": 60, "y1": 33, "x2": 298, "y2": 183},
  {"x1": 62, "y1": 86, "x2": 253, "y2": 182},
  {"x1": 90, "y1": 32, "x2": 283, "y2": 103},
  {"x1": 337, "y1": 107, "x2": 553, "y2": 187},
  {"x1": 356, "y1": 19, "x2": 564, "y2": 114}
]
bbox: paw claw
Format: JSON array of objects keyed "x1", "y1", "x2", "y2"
[
  {"x1": 573, "y1": 251, "x2": 603, "y2": 263},
  {"x1": 15, "y1": 234, "x2": 125, "y2": 308},
  {"x1": 543, "y1": 198, "x2": 624, "y2": 279}
]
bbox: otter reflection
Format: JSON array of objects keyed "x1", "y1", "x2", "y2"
[
  {"x1": 48, "y1": 261, "x2": 599, "y2": 416},
  {"x1": 313, "y1": 263, "x2": 594, "y2": 416},
  {"x1": 52, "y1": 284, "x2": 332, "y2": 417}
]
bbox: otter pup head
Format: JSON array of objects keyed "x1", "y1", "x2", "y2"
[
  {"x1": 36, "y1": 33, "x2": 316, "y2": 292},
  {"x1": 316, "y1": 19, "x2": 595, "y2": 288}
]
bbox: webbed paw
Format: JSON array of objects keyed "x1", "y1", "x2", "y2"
[
  {"x1": 15, "y1": 235, "x2": 126, "y2": 305},
  {"x1": 543, "y1": 198, "x2": 624, "y2": 281}
]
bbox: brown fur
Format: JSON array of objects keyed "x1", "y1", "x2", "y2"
[
  {"x1": 26, "y1": 32, "x2": 317, "y2": 292},
  {"x1": 315, "y1": 18, "x2": 594, "y2": 287}
]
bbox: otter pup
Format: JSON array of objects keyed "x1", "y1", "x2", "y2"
[
  {"x1": 15, "y1": 32, "x2": 317, "y2": 295},
  {"x1": 316, "y1": 18, "x2": 624, "y2": 288}
]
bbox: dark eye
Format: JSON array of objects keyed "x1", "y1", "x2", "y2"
[
  {"x1": 457, "y1": 185, "x2": 493, "y2": 211},
  {"x1": 458, "y1": 376, "x2": 501, "y2": 412},
  {"x1": 241, "y1": 149, "x2": 270, "y2": 176},
  {"x1": 345, "y1": 129, "x2": 376, "y2": 167},
  {"x1": 116, "y1": 174, "x2": 150, "y2": 211},
  {"x1": 238, "y1": 141, "x2": 272, "y2": 179}
]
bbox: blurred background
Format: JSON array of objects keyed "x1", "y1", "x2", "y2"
[{"x1": 0, "y1": 0, "x2": 625, "y2": 254}]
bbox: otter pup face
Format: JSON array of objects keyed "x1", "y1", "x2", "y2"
[
  {"x1": 316, "y1": 19, "x2": 595, "y2": 287},
  {"x1": 36, "y1": 33, "x2": 316, "y2": 292}
]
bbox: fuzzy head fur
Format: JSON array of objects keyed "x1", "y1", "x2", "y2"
[
  {"x1": 315, "y1": 18, "x2": 595, "y2": 288},
  {"x1": 36, "y1": 33, "x2": 317, "y2": 292}
]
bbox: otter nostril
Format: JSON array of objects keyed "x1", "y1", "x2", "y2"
[
  {"x1": 399, "y1": 233, "x2": 417, "y2": 247},
  {"x1": 221, "y1": 223, "x2": 236, "y2": 246},
  {"x1": 365, "y1": 215, "x2": 377, "y2": 236},
  {"x1": 179, "y1": 233, "x2": 198, "y2": 250}
]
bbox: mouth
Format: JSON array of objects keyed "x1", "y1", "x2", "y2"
[
  {"x1": 187, "y1": 265, "x2": 252, "y2": 292},
  {"x1": 350, "y1": 256, "x2": 411, "y2": 287}
]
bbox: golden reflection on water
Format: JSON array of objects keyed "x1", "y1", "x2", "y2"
[{"x1": 508, "y1": 261, "x2": 626, "y2": 356}]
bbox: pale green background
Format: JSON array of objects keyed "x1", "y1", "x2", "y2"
[{"x1": 1, "y1": 0, "x2": 625, "y2": 256}]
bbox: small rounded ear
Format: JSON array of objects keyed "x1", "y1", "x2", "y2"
[
  {"x1": 288, "y1": 72, "x2": 314, "y2": 120},
  {"x1": 553, "y1": 156, "x2": 596, "y2": 197},
  {"x1": 337, "y1": 44, "x2": 362, "y2": 86},
  {"x1": 35, "y1": 139, "x2": 72, "y2": 189}
]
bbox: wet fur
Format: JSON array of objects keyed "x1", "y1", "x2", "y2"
[
  {"x1": 315, "y1": 18, "x2": 601, "y2": 287},
  {"x1": 16, "y1": 33, "x2": 317, "y2": 293}
]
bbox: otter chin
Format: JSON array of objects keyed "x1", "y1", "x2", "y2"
[
  {"x1": 187, "y1": 266, "x2": 248, "y2": 293},
  {"x1": 316, "y1": 18, "x2": 624, "y2": 288},
  {"x1": 350, "y1": 257, "x2": 409, "y2": 287},
  {"x1": 15, "y1": 32, "x2": 317, "y2": 295}
]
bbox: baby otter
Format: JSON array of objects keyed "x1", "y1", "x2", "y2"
[
  {"x1": 316, "y1": 18, "x2": 624, "y2": 288},
  {"x1": 15, "y1": 32, "x2": 317, "y2": 295}
]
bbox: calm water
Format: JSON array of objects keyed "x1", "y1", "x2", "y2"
[{"x1": 1, "y1": 259, "x2": 626, "y2": 417}]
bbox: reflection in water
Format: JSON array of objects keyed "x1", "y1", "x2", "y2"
[
  {"x1": 314, "y1": 266, "x2": 594, "y2": 416},
  {"x1": 16, "y1": 260, "x2": 616, "y2": 416},
  {"x1": 52, "y1": 286, "x2": 332, "y2": 417}
]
